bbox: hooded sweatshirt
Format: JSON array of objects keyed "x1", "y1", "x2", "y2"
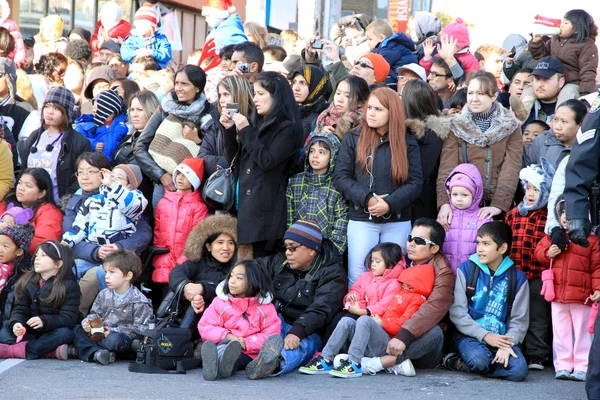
[
  {"x1": 442, "y1": 164, "x2": 493, "y2": 273},
  {"x1": 286, "y1": 133, "x2": 348, "y2": 254},
  {"x1": 450, "y1": 254, "x2": 530, "y2": 344},
  {"x1": 345, "y1": 259, "x2": 405, "y2": 317},
  {"x1": 381, "y1": 264, "x2": 435, "y2": 336},
  {"x1": 198, "y1": 281, "x2": 281, "y2": 359}
]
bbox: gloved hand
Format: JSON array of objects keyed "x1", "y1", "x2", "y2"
[
  {"x1": 567, "y1": 218, "x2": 591, "y2": 248},
  {"x1": 550, "y1": 226, "x2": 569, "y2": 251}
]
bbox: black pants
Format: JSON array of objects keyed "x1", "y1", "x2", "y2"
[
  {"x1": 523, "y1": 278, "x2": 552, "y2": 360},
  {"x1": 587, "y1": 311, "x2": 600, "y2": 400}
]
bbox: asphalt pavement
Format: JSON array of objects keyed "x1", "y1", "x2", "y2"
[{"x1": 0, "y1": 358, "x2": 588, "y2": 400}]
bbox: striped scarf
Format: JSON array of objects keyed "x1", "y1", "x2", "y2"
[{"x1": 471, "y1": 104, "x2": 496, "y2": 133}]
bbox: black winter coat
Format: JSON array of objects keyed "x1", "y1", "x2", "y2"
[
  {"x1": 333, "y1": 128, "x2": 423, "y2": 223},
  {"x1": 18, "y1": 127, "x2": 91, "y2": 199},
  {"x1": 223, "y1": 119, "x2": 301, "y2": 245},
  {"x1": 199, "y1": 125, "x2": 228, "y2": 179},
  {"x1": 169, "y1": 258, "x2": 230, "y2": 306},
  {"x1": 9, "y1": 274, "x2": 81, "y2": 334},
  {"x1": 257, "y1": 240, "x2": 347, "y2": 340}
]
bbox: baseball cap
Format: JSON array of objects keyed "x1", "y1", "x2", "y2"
[
  {"x1": 396, "y1": 63, "x2": 427, "y2": 81},
  {"x1": 532, "y1": 56, "x2": 564, "y2": 78}
]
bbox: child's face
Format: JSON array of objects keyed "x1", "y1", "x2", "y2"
[
  {"x1": 41, "y1": 26, "x2": 58, "y2": 42},
  {"x1": 42, "y1": 103, "x2": 65, "y2": 128},
  {"x1": 524, "y1": 181, "x2": 540, "y2": 206},
  {"x1": 104, "y1": 263, "x2": 133, "y2": 293},
  {"x1": 0, "y1": 215, "x2": 16, "y2": 230},
  {"x1": 206, "y1": 233, "x2": 236, "y2": 263},
  {"x1": 560, "y1": 211, "x2": 568, "y2": 229},
  {"x1": 34, "y1": 248, "x2": 61, "y2": 278},
  {"x1": 92, "y1": 81, "x2": 111, "y2": 100},
  {"x1": 522, "y1": 123, "x2": 545, "y2": 147},
  {"x1": 0, "y1": 234, "x2": 22, "y2": 264},
  {"x1": 228, "y1": 264, "x2": 248, "y2": 297},
  {"x1": 476, "y1": 235, "x2": 506, "y2": 267},
  {"x1": 370, "y1": 250, "x2": 388, "y2": 276},
  {"x1": 365, "y1": 29, "x2": 383, "y2": 50},
  {"x1": 112, "y1": 168, "x2": 131, "y2": 189},
  {"x1": 401, "y1": 282, "x2": 413, "y2": 290},
  {"x1": 450, "y1": 186, "x2": 473, "y2": 210},
  {"x1": 308, "y1": 142, "x2": 331, "y2": 175},
  {"x1": 175, "y1": 172, "x2": 193, "y2": 193},
  {"x1": 560, "y1": 18, "x2": 574, "y2": 38},
  {"x1": 134, "y1": 20, "x2": 153, "y2": 37}
]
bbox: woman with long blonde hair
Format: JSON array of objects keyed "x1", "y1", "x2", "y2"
[
  {"x1": 333, "y1": 87, "x2": 423, "y2": 286},
  {"x1": 200, "y1": 75, "x2": 256, "y2": 176}
]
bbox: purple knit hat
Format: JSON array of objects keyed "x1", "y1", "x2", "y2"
[{"x1": 0, "y1": 203, "x2": 34, "y2": 225}]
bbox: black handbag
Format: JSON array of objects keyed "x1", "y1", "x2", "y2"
[{"x1": 202, "y1": 154, "x2": 237, "y2": 211}]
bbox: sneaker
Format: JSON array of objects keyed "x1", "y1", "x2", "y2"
[
  {"x1": 443, "y1": 353, "x2": 470, "y2": 373},
  {"x1": 108, "y1": 351, "x2": 116, "y2": 363},
  {"x1": 528, "y1": 357, "x2": 545, "y2": 371},
  {"x1": 93, "y1": 349, "x2": 111, "y2": 365},
  {"x1": 333, "y1": 354, "x2": 348, "y2": 369},
  {"x1": 54, "y1": 345, "x2": 68, "y2": 360},
  {"x1": 299, "y1": 355, "x2": 333, "y2": 375},
  {"x1": 218, "y1": 341, "x2": 242, "y2": 379},
  {"x1": 329, "y1": 358, "x2": 362, "y2": 378},
  {"x1": 193, "y1": 339, "x2": 204, "y2": 360},
  {"x1": 555, "y1": 370, "x2": 571, "y2": 380},
  {"x1": 201, "y1": 340, "x2": 218, "y2": 381},
  {"x1": 570, "y1": 370, "x2": 586, "y2": 381},
  {"x1": 67, "y1": 345, "x2": 79, "y2": 359},
  {"x1": 386, "y1": 359, "x2": 416, "y2": 377},
  {"x1": 246, "y1": 335, "x2": 284, "y2": 380},
  {"x1": 361, "y1": 357, "x2": 384, "y2": 375}
]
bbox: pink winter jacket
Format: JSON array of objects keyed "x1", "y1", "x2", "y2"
[
  {"x1": 198, "y1": 282, "x2": 281, "y2": 359},
  {"x1": 0, "y1": 18, "x2": 26, "y2": 65},
  {"x1": 344, "y1": 260, "x2": 405, "y2": 316},
  {"x1": 152, "y1": 190, "x2": 209, "y2": 283},
  {"x1": 442, "y1": 164, "x2": 492, "y2": 273},
  {"x1": 0, "y1": 261, "x2": 14, "y2": 295},
  {"x1": 419, "y1": 50, "x2": 480, "y2": 77}
]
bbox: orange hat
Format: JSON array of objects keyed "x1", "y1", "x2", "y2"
[{"x1": 360, "y1": 53, "x2": 391, "y2": 83}]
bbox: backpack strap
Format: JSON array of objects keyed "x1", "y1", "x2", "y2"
[
  {"x1": 461, "y1": 140, "x2": 469, "y2": 164},
  {"x1": 465, "y1": 260, "x2": 479, "y2": 302},
  {"x1": 506, "y1": 267, "x2": 517, "y2": 324}
]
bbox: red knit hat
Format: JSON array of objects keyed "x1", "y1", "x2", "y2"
[
  {"x1": 134, "y1": 5, "x2": 158, "y2": 32},
  {"x1": 442, "y1": 18, "x2": 470, "y2": 49},
  {"x1": 202, "y1": 0, "x2": 236, "y2": 18},
  {"x1": 173, "y1": 157, "x2": 205, "y2": 191},
  {"x1": 360, "y1": 53, "x2": 391, "y2": 83}
]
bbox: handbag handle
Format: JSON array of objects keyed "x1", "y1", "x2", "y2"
[{"x1": 549, "y1": 259, "x2": 553, "y2": 270}]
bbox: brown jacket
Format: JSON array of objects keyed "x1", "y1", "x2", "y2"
[
  {"x1": 529, "y1": 35, "x2": 599, "y2": 95},
  {"x1": 396, "y1": 253, "x2": 455, "y2": 346},
  {"x1": 436, "y1": 105, "x2": 523, "y2": 212}
]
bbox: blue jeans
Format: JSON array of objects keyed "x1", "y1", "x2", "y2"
[
  {"x1": 5, "y1": 327, "x2": 74, "y2": 359},
  {"x1": 274, "y1": 314, "x2": 321, "y2": 376},
  {"x1": 96, "y1": 267, "x2": 108, "y2": 290},
  {"x1": 74, "y1": 259, "x2": 99, "y2": 280},
  {"x1": 152, "y1": 184, "x2": 165, "y2": 212},
  {"x1": 346, "y1": 220, "x2": 411, "y2": 287},
  {"x1": 455, "y1": 334, "x2": 528, "y2": 381},
  {"x1": 72, "y1": 325, "x2": 133, "y2": 361}
]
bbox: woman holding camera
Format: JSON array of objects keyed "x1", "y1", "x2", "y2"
[
  {"x1": 220, "y1": 72, "x2": 303, "y2": 257},
  {"x1": 134, "y1": 65, "x2": 218, "y2": 209}
]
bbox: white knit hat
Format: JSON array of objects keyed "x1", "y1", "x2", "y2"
[{"x1": 100, "y1": 0, "x2": 123, "y2": 32}]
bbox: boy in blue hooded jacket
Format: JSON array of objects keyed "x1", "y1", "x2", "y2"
[
  {"x1": 446, "y1": 221, "x2": 530, "y2": 382},
  {"x1": 365, "y1": 20, "x2": 418, "y2": 91}
]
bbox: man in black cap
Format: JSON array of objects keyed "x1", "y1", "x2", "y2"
[
  {"x1": 98, "y1": 41, "x2": 121, "y2": 64},
  {"x1": 562, "y1": 90, "x2": 600, "y2": 400}
]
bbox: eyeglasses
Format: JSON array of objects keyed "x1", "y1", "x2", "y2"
[
  {"x1": 407, "y1": 234, "x2": 436, "y2": 246},
  {"x1": 429, "y1": 71, "x2": 448, "y2": 79},
  {"x1": 75, "y1": 170, "x2": 101, "y2": 177},
  {"x1": 354, "y1": 60, "x2": 374, "y2": 70},
  {"x1": 284, "y1": 243, "x2": 302, "y2": 253}
]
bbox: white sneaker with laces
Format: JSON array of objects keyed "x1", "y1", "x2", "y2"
[
  {"x1": 386, "y1": 359, "x2": 416, "y2": 377},
  {"x1": 360, "y1": 357, "x2": 384, "y2": 375}
]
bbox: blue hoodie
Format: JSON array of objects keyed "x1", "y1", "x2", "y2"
[
  {"x1": 372, "y1": 32, "x2": 418, "y2": 90},
  {"x1": 75, "y1": 113, "x2": 128, "y2": 162},
  {"x1": 449, "y1": 254, "x2": 530, "y2": 343}
]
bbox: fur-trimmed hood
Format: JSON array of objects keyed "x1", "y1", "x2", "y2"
[
  {"x1": 405, "y1": 115, "x2": 451, "y2": 142},
  {"x1": 451, "y1": 104, "x2": 520, "y2": 147},
  {"x1": 183, "y1": 214, "x2": 252, "y2": 262}
]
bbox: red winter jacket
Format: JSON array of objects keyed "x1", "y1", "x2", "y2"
[
  {"x1": 0, "y1": 202, "x2": 63, "y2": 255},
  {"x1": 505, "y1": 205, "x2": 547, "y2": 280},
  {"x1": 152, "y1": 190, "x2": 209, "y2": 283},
  {"x1": 90, "y1": 20, "x2": 132, "y2": 52},
  {"x1": 535, "y1": 235, "x2": 600, "y2": 304},
  {"x1": 382, "y1": 264, "x2": 435, "y2": 337}
]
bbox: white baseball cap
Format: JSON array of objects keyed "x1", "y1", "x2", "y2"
[{"x1": 396, "y1": 63, "x2": 427, "y2": 82}]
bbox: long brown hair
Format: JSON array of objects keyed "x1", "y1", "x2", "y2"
[{"x1": 356, "y1": 88, "x2": 408, "y2": 187}]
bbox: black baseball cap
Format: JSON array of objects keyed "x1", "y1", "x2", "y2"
[{"x1": 532, "y1": 56, "x2": 565, "y2": 78}]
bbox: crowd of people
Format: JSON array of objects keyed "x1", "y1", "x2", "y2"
[{"x1": 0, "y1": 0, "x2": 599, "y2": 397}]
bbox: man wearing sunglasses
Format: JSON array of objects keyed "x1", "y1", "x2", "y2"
[
  {"x1": 247, "y1": 220, "x2": 346, "y2": 380},
  {"x1": 384, "y1": 218, "x2": 455, "y2": 373}
]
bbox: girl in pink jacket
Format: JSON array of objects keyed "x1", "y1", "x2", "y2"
[
  {"x1": 0, "y1": 0, "x2": 25, "y2": 65},
  {"x1": 344, "y1": 243, "x2": 404, "y2": 317},
  {"x1": 441, "y1": 164, "x2": 493, "y2": 273},
  {"x1": 198, "y1": 260, "x2": 281, "y2": 381}
]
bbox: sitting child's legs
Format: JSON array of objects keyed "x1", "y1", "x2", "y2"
[
  {"x1": 73, "y1": 325, "x2": 132, "y2": 362},
  {"x1": 25, "y1": 327, "x2": 74, "y2": 360},
  {"x1": 347, "y1": 316, "x2": 389, "y2": 364},
  {"x1": 321, "y1": 316, "x2": 357, "y2": 362}
]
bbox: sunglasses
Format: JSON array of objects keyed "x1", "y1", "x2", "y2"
[
  {"x1": 353, "y1": 60, "x2": 374, "y2": 70},
  {"x1": 407, "y1": 234, "x2": 436, "y2": 246},
  {"x1": 55, "y1": 68, "x2": 66, "y2": 76},
  {"x1": 284, "y1": 243, "x2": 302, "y2": 253}
]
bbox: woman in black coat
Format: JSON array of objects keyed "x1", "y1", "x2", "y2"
[{"x1": 220, "y1": 72, "x2": 303, "y2": 257}]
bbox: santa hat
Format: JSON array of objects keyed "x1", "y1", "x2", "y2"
[
  {"x1": 173, "y1": 157, "x2": 205, "y2": 191},
  {"x1": 442, "y1": 18, "x2": 470, "y2": 49},
  {"x1": 135, "y1": 5, "x2": 158, "y2": 32},
  {"x1": 532, "y1": 14, "x2": 561, "y2": 36},
  {"x1": 202, "y1": 0, "x2": 235, "y2": 19}
]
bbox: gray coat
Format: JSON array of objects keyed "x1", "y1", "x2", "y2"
[{"x1": 523, "y1": 129, "x2": 571, "y2": 169}]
